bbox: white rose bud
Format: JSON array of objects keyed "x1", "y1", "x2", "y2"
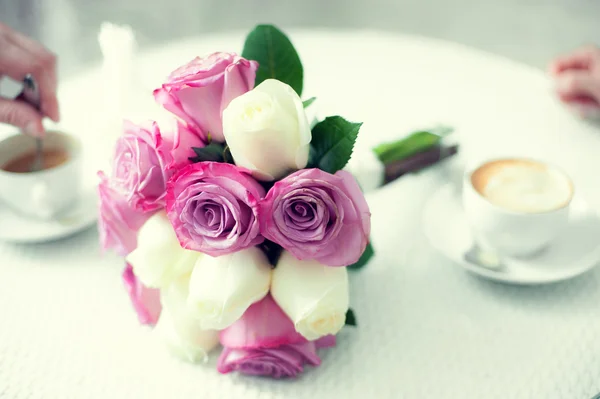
[
  {"x1": 271, "y1": 251, "x2": 349, "y2": 341},
  {"x1": 155, "y1": 273, "x2": 219, "y2": 363},
  {"x1": 126, "y1": 212, "x2": 200, "y2": 289},
  {"x1": 187, "y1": 246, "x2": 272, "y2": 330},
  {"x1": 222, "y1": 79, "x2": 311, "y2": 181}
]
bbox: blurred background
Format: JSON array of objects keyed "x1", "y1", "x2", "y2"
[{"x1": 1, "y1": 0, "x2": 599, "y2": 78}]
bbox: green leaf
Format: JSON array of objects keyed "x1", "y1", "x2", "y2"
[
  {"x1": 302, "y1": 97, "x2": 316, "y2": 108},
  {"x1": 345, "y1": 309, "x2": 357, "y2": 326},
  {"x1": 373, "y1": 126, "x2": 454, "y2": 165},
  {"x1": 348, "y1": 242, "x2": 374, "y2": 270},
  {"x1": 189, "y1": 143, "x2": 225, "y2": 163},
  {"x1": 308, "y1": 116, "x2": 362, "y2": 174},
  {"x1": 223, "y1": 146, "x2": 234, "y2": 164},
  {"x1": 242, "y1": 24, "x2": 303, "y2": 96}
]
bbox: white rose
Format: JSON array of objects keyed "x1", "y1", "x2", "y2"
[
  {"x1": 126, "y1": 212, "x2": 200, "y2": 289},
  {"x1": 271, "y1": 251, "x2": 349, "y2": 341},
  {"x1": 187, "y1": 246, "x2": 272, "y2": 330},
  {"x1": 222, "y1": 79, "x2": 311, "y2": 181},
  {"x1": 155, "y1": 273, "x2": 219, "y2": 363}
]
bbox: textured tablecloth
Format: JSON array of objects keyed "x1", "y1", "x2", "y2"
[{"x1": 1, "y1": 30, "x2": 600, "y2": 399}]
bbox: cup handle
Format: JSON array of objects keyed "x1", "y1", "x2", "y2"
[{"x1": 31, "y1": 181, "x2": 56, "y2": 219}]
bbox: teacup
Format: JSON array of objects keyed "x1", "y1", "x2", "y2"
[
  {"x1": 0, "y1": 130, "x2": 82, "y2": 220},
  {"x1": 462, "y1": 157, "x2": 574, "y2": 258}
]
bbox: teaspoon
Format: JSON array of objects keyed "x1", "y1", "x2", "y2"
[{"x1": 16, "y1": 74, "x2": 44, "y2": 172}]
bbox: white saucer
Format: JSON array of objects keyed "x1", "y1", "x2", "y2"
[
  {"x1": 422, "y1": 183, "x2": 600, "y2": 285},
  {"x1": 0, "y1": 188, "x2": 98, "y2": 244}
]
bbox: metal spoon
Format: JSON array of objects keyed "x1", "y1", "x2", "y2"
[{"x1": 16, "y1": 74, "x2": 44, "y2": 172}]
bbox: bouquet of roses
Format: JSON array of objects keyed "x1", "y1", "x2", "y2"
[{"x1": 97, "y1": 24, "x2": 375, "y2": 379}]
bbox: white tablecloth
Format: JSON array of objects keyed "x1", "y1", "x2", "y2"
[{"x1": 1, "y1": 30, "x2": 600, "y2": 399}]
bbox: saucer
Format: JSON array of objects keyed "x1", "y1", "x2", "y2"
[
  {"x1": 422, "y1": 183, "x2": 600, "y2": 285},
  {"x1": 0, "y1": 188, "x2": 98, "y2": 244}
]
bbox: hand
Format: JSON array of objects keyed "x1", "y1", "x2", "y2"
[
  {"x1": 549, "y1": 45, "x2": 600, "y2": 115},
  {"x1": 0, "y1": 22, "x2": 59, "y2": 136}
]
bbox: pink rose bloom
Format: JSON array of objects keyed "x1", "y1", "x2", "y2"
[
  {"x1": 97, "y1": 172, "x2": 150, "y2": 256},
  {"x1": 165, "y1": 162, "x2": 265, "y2": 256},
  {"x1": 259, "y1": 169, "x2": 371, "y2": 266},
  {"x1": 217, "y1": 295, "x2": 335, "y2": 379},
  {"x1": 122, "y1": 263, "x2": 161, "y2": 325},
  {"x1": 112, "y1": 120, "x2": 204, "y2": 212},
  {"x1": 154, "y1": 52, "x2": 258, "y2": 142}
]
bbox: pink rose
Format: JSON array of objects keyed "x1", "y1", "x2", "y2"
[
  {"x1": 259, "y1": 169, "x2": 371, "y2": 266},
  {"x1": 165, "y1": 162, "x2": 265, "y2": 256},
  {"x1": 153, "y1": 52, "x2": 258, "y2": 142},
  {"x1": 122, "y1": 263, "x2": 161, "y2": 325},
  {"x1": 219, "y1": 295, "x2": 306, "y2": 349},
  {"x1": 112, "y1": 120, "x2": 204, "y2": 212},
  {"x1": 97, "y1": 172, "x2": 151, "y2": 256},
  {"x1": 217, "y1": 295, "x2": 335, "y2": 378}
]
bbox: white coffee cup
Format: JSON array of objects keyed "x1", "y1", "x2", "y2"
[
  {"x1": 462, "y1": 157, "x2": 574, "y2": 258},
  {"x1": 0, "y1": 130, "x2": 83, "y2": 220}
]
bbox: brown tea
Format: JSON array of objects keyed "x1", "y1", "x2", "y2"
[{"x1": 1, "y1": 149, "x2": 69, "y2": 173}]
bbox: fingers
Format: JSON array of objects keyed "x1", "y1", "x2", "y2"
[
  {"x1": 0, "y1": 97, "x2": 45, "y2": 137},
  {"x1": 566, "y1": 98, "x2": 600, "y2": 119},
  {"x1": 0, "y1": 23, "x2": 60, "y2": 123},
  {"x1": 9, "y1": 32, "x2": 59, "y2": 122},
  {"x1": 548, "y1": 45, "x2": 600, "y2": 76},
  {"x1": 550, "y1": 45, "x2": 600, "y2": 117},
  {"x1": 31, "y1": 53, "x2": 60, "y2": 123},
  {"x1": 555, "y1": 70, "x2": 600, "y2": 102},
  {"x1": 557, "y1": 94, "x2": 600, "y2": 107}
]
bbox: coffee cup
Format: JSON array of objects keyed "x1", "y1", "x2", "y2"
[
  {"x1": 462, "y1": 157, "x2": 574, "y2": 258},
  {"x1": 0, "y1": 130, "x2": 82, "y2": 220}
]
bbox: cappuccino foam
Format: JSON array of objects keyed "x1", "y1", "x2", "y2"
[{"x1": 471, "y1": 159, "x2": 572, "y2": 213}]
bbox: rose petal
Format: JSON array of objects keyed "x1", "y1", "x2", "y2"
[
  {"x1": 315, "y1": 335, "x2": 337, "y2": 349},
  {"x1": 97, "y1": 172, "x2": 150, "y2": 256},
  {"x1": 122, "y1": 263, "x2": 162, "y2": 325},
  {"x1": 219, "y1": 295, "x2": 306, "y2": 349},
  {"x1": 216, "y1": 342, "x2": 319, "y2": 379}
]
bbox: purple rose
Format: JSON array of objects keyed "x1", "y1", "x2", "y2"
[
  {"x1": 218, "y1": 295, "x2": 334, "y2": 379},
  {"x1": 122, "y1": 263, "x2": 162, "y2": 325},
  {"x1": 97, "y1": 172, "x2": 151, "y2": 256},
  {"x1": 218, "y1": 342, "x2": 320, "y2": 379},
  {"x1": 153, "y1": 52, "x2": 258, "y2": 142},
  {"x1": 112, "y1": 120, "x2": 204, "y2": 212},
  {"x1": 165, "y1": 162, "x2": 265, "y2": 256},
  {"x1": 259, "y1": 169, "x2": 371, "y2": 266}
]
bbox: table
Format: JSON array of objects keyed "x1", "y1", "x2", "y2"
[{"x1": 1, "y1": 30, "x2": 600, "y2": 399}]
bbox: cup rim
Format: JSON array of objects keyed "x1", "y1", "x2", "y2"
[
  {"x1": 464, "y1": 156, "x2": 575, "y2": 215},
  {"x1": 0, "y1": 130, "x2": 82, "y2": 176}
]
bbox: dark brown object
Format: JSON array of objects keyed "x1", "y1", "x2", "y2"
[{"x1": 384, "y1": 144, "x2": 459, "y2": 184}]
